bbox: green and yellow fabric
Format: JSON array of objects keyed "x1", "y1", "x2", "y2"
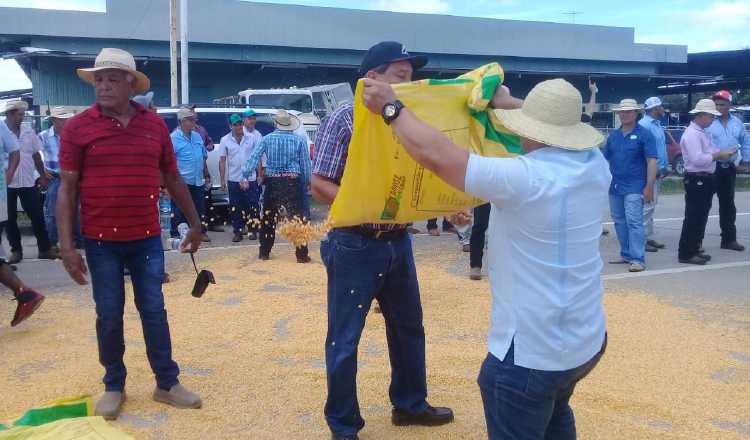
[{"x1": 329, "y1": 62, "x2": 522, "y2": 227}]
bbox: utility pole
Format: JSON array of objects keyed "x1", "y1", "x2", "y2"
[
  {"x1": 180, "y1": 0, "x2": 189, "y2": 104},
  {"x1": 169, "y1": 0, "x2": 178, "y2": 106}
]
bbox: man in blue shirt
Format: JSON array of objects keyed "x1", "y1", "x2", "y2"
[
  {"x1": 706, "y1": 90, "x2": 749, "y2": 252},
  {"x1": 638, "y1": 97, "x2": 668, "y2": 252},
  {"x1": 242, "y1": 110, "x2": 311, "y2": 262},
  {"x1": 170, "y1": 107, "x2": 210, "y2": 241},
  {"x1": 604, "y1": 99, "x2": 658, "y2": 272}
]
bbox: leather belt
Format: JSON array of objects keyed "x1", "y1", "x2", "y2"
[{"x1": 337, "y1": 226, "x2": 407, "y2": 241}]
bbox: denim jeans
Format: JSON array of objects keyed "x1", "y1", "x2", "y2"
[
  {"x1": 609, "y1": 193, "x2": 646, "y2": 264},
  {"x1": 642, "y1": 178, "x2": 661, "y2": 238},
  {"x1": 44, "y1": 176, "x2": 82, "y2": 245},
  {"x1": 321, "y1": 229, "x2": 428, "y2": 436},
  {"x1": 478, "y1": 337, "x2": 606, "y2": 440},
  {"x1": 85, "y1": 236, "x2": 180, "y2": 392},
  {"x1": 170, "y1": 184, "x2": 206, "y2": 237},
  {"x1": 228, "y1": 181, "x2": 260, "y2": 234}
]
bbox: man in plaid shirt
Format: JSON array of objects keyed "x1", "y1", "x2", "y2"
[{"x1": 312, "y1": 41, "x2": 454, "y2": 440}]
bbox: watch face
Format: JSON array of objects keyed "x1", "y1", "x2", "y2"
[{"x1": 384, "y1": 105, "x2": 396, "y2": 118}]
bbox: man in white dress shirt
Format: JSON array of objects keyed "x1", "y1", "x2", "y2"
[{"x1": 362, "y1": 77, "x2": 611, "y2": 440}]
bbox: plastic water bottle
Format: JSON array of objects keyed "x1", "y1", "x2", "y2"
[
  {"x1": 178, "y1": 222, "x2": 190, "y2": 250},
  {"x1": 159, "y1": 195, "x2": 171, "y2": 232}
]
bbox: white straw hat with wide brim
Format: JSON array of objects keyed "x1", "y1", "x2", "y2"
[
  {"x1": 689, "y1": 98, "x2": 721, "y2": 116},
  {"x1": 493, "y1": 78, "x2": 604, "y2": 151},
  {"x1": 612, "y1": 98, "x2": 644, "y2": 112},
  {"x1": 77, "y1": 48, "x2": 151, "y2": 95},
  {"x1": 2, "y1": 99, "x2": 28, "y2": 114},
  {"x1": 48, "y1": 106, "x2": 76, "y2": 119},
  {"x1": 274, "y1": 110, "x2": 301, "y2": 131}
]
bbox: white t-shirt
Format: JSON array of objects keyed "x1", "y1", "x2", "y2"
[
  {"x1": 219, "y1": 130, "x2": 263, "y2": 182},
  {"x1": 9, "y1": 125, "x2": 42, "y2": 189},
  {"x1": 0, "y1": 120, "x2": 20, "y2": 223},
  {"x1": 464, "y1": 147, "x2": 612, "y2": 371}
]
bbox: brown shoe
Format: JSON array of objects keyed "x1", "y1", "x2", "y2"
[
  {"x1": 721, "y1": 241, "x2": 745, "y2": 252},
  {"x1": 38, "y1": 248, "x2": 59, "y2": 260},
  {"x1": 95, "y1": 391, "x2": 125, "y2": 420},
  {"x1": 469, "y1": 267, "x2": 482, "y2": 280},
  {"x1": 647, "y1": 239, "x2": 665, "y2": 249},
  {"x1": 153, "y1": 384, "x2": 202, "y2": 409}
]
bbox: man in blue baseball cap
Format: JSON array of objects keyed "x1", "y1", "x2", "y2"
[{"x1": 313, "y1": 41, "x2": 453, "y2": 440}]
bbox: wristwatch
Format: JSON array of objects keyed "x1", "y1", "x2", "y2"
[{"x1": 382, "y1": 100, "x2": 405, "y2": 125}]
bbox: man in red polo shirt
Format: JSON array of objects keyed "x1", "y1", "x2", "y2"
[{"x1": 57, "y1": 48, "x2": 204, "y2": 420}]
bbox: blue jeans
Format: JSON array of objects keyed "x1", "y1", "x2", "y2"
[
  {"x1": 643, "y1": 179, "x2": 661, "y2": 238},
  {"x1": 609, "y1": 193, "x2": 646, "y2": 264},
  {"x1": 321, "y1": 229, "x2": 428, "y2": 436},
  {"x1": 170, "y1": 184, "x2": 206, "y2": 237},
  {"x1": 478, "y1": 338, "x2": 606, "y2": 440},
  {"x1": 85, "y1": 236, "x2": 179, "y2": 392},
  {"x1": 228, "y1": 181, "x2": 260, "y2": 233},
  {"x1": 44, "y1": 176, "x2": 82, "y2": 245}
]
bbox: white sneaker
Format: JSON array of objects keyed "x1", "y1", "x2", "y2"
[{"x1": 629, "y1": 262, "x2": 645, "y2": 272}]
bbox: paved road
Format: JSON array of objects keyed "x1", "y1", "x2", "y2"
[{"x1": 7, "y1": 193, "x2": 749, "y2": 328}]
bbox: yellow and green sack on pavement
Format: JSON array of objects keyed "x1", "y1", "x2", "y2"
[
  {"x1": 0, "y1": 395, "x2": 133, "y2": 439},
  {"x1": 329, "y1": 63, "x2": 522, "y2": 227}
]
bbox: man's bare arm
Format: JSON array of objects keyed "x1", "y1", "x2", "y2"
[
  {"x1": 311, "y1": 174, "x2": 339, "y2": 205},
  {"x1": 163, "y1": 170, "x2": 203, "y2": 252},
  {"x1": 57, "y1": 170, "x2": 88, "y2": 285}
]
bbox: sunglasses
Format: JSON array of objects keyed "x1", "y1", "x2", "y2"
[{"x1": 190, "y1": 253, "x2": 216, "y2": 298}]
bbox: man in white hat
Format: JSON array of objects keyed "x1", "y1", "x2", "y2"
[
  {"x1": 58, "y1": 47, "x2": 204, "y2": 419},
  {"x1": 170, "y1": 106, "x2": 210, "y2": 242},
  {"x1": 362, "y1": 77, "x2": 610, "y2": 440},
  {"x1": 603, "y1": 99, "x2": 658, "y2": 273},
  {"x1": 1, "y1": 99, "x2": 57, "y2": 263},
  {"x1": 241, "y1": 109, "x2": 311, "y2": 262},
  {"x1": 638, "y1": 97, "x2": 668, "y2": 252},
  {"x1": 39, "y1": 106, "x2": 82, "y2": 251},
  {"x1": 706, "y1": 90, "x2": 749, "y2": 252},
  {"x1": 0, "y1": 111, "x2": 45, "y2": 327},
  {"x1": 677, "y1": 99, "x2": 737, "y2": 265}
]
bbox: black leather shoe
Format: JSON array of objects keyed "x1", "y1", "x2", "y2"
[
  {"x1": 331, "y1": 434, "x2": 358, "y2": 440},
  {"x1": 392, "y1": 405, "x2": 454, "y2": 427},
  {"x1": 721, "y1": 241, "x2": 745, "y2": 252},
  {"x1": 679, "y1": 256, "x2": 707, "y2": 265},
  {"x1": 697, "y1": 253, "x2": 712, "y2": 262}
]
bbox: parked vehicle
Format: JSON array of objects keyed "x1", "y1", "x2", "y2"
[
  {"x1": 308, "y1": 83, "x2": 354, "y2": 120},
  {"x1": 666, "y1": 127, "x2": 685, "y2": 177},
  {"x1": 157, "y1": 107, "x2": 312, "y2": 224}
]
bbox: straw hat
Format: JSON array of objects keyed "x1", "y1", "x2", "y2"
[
  {"x1": 612, "y1": 99, "x2": 644, "y2": 112},
  {"x1": 76, "y1": 48, "x2": 150, "y2": 95},
  {"x1": 274, "y1": 110, "x2": 300, "y2": 131},
  {"x1": 688, "y1": 99, "x2": 721, "y2": 116},
  {"x1": 2, "y1": 99, "x2": 28, "y2": 114},
  {"x1": 177, "y1": 107, "x2": 196, "y2": 120},
  {"x1": 493, "y1": 79, "x2": 604, "y2": 151},
  {"x1": 48, "y1": 106, "x2": 75, "y2": 119}
]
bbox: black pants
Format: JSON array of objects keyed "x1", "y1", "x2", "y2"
[
  {"x1": 714, "y1": 163, "x2": 737, "y2": 245},
  {"x1": 470, "y1": 203, "x2": 491, "y2": 268},
  {"x1": 261, "y1": 176, "x2": 308, "y2": 260},
  {"x1": 426, "y1": 217, "x2": 453, "y2": 231},
  {"x1": 678, "y1": 174, "x2": 715, "y2": 259},
  {"x1": 2, "y1": 187, "x2": 51, "y2": 254}
]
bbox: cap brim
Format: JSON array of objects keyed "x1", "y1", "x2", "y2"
[
  {"x1": 689, "y1": 109, "x2": 721, "y2": 116},
  {"x1": 494, "y1": 108, "x2": 604, "y2": 151},
  {"x1": 77, "y1": 67, "x2": 151, "y2": 95},
  {"x1": 391, "y1": 55, "x2": 428, "y2": 70}
]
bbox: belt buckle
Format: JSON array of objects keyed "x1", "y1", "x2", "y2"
[
  {"x1": 720, "y1": 162, "x2": 730, "y2": 169},
  {"x1": 374, "y1": 230, "x2": 385, "y2": 240}
]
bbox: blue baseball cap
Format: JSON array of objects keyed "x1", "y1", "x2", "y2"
[
  {"x1": 359, "y1": 41, "x2": 428, "y2": 75},
  {"x1": 243, "y1": 109, "x2": 257, "y2": 118}
]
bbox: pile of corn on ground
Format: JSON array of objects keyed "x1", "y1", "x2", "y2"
[{"x1": 1, "y1": 239, "x2": 747, "y2": 439}]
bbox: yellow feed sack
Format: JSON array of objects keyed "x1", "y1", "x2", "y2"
[{"x1": 329, "y1": 63, "x2": 522, "y2": 227}]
